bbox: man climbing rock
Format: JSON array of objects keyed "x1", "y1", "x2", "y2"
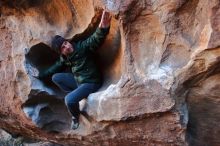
[{"x1": 38, "y1": 10, "x2": 111, "y2": 130}]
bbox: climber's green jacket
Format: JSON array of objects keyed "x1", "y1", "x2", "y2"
[{"x1": 39, "y1": 27, "x2": 110, "y2": 84}]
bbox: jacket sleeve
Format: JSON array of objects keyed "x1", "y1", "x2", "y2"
[
  {"x1": 38, "y1": 59, "x2": 64, "y2": 79},
  {"x1": 77, "y1": 27, "x2": 110, "y2": 52}
]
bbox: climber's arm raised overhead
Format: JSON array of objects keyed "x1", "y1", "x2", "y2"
[
  {"x1": 77, "y1": 10, "x2": 112, "y2": 52},
  {"x1": 98, "y1": 9, "x2": 112, "y2": 28}
]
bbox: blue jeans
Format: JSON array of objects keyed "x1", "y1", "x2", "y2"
[{"x1": 52, "y1": 73, "x2": 101, "y2": 119}]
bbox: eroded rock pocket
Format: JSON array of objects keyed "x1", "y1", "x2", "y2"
[
  {"x1": 23, "y1": 43, "x2": 71, "y2": 132},
  {"x1": 22, "y1": 14, "x2": 121, "y2": 132}
]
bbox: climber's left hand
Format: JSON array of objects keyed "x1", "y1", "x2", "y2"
[{"x1": 99, "y1": 9, "x2": 112, "y2": 28}]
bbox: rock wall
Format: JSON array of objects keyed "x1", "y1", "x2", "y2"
[{"x1": 0, "y1": 0, "x2": 219, "y2": 146}]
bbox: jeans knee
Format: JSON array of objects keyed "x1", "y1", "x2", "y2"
[
  {"x1": 52, "y1": 74, "x2": 59, "y2": 83},
  {"x1": 64, "y1": 95, "x2": 71, "y2": 107},
  {"x1": 64, "y1": 94, "x2": 76, "y2": 107}
]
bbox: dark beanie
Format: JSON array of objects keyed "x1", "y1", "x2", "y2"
[{"x1": 51, "y1": 35, "x2": 66, "y2": 53}]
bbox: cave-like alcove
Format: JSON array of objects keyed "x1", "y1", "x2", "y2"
[
  {"x1": 24, "y1": 43, "x2": 72, "y2": 132},
  {"x1": 25, "y1": 42, "x2": 59, "y2": 72},
  {"x1": 23, "y1": 20, "x2": 122, "y2": 132}
]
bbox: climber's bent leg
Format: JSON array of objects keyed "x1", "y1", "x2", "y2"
[
  {"x1": 64, "y1": 83, "x2": 101, "y2": 129},
  {"x1": 64, "y1": 83, "x2": 101, "y2": 119},
  {"x1": 52, "y1": 73, "x2": 78, "y2": 92}
]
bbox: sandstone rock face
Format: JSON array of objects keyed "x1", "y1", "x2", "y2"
[{"x1": 0, "y1": 0, "x2": 219, "y2": 146}]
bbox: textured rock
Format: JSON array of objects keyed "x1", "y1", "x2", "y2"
[
  {"x1": 86, "y1": 79, "x2": 174, "y2": 121},
  {"x1": 0, "y1": 0, "x2": 219, "y2": 146},
  {"x1": 187, "y1": 74, "x2": 220, "y2": 146},
  {"x1": 22, "y1": 90, "x2": 71, "y2": 132}
]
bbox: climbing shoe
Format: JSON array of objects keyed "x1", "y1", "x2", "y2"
[{"x1": 71, "y1": 117, "x2": 79, "y2": 130}]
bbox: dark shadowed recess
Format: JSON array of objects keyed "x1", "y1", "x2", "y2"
[
  {"x1": 24, "y1": 43, "x2": 71, "y2": 133},
  {"x1": 25, "y1": 42, "x2": 68, "y2": 95},
  {"x1": 0, "y1": 0, "x2": 51, "y2": 9},
  {"x1": 25, "y1": 43, "x2": 59, "y2": 72},
  {"x1": 186, "y1": 57, "x2": 220, "y2": 146},
  {"x1": 22, "y1": 90, "x2": 71, "y2": 132}
]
